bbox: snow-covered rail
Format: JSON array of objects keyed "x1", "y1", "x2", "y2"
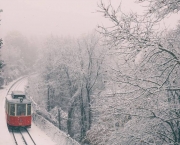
[
  {"x1": 6, "y1": 75, "x2": 29, "y2": 95},
  {"x1": 21, "y1": 127, "x2": 36, "y2": 145},
  {"x1": 11, "y1": 127, "x2": 36, "y2": 145},
  {"x1": 19, "y1": 128, "x2": 28, "y2": 145},
  {"x1": 11, "y1": 129, "x2": 18, "y2": 145}
]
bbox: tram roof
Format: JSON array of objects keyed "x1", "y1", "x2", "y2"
[
  {"x1": 12, "y1": 91, "x2": 25, "y2": 96},
  {"x1": 6, "y1": 91, "x2": 31, "y2": 104}
]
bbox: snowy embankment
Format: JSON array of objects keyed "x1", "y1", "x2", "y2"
[{"x1": 32, "y1": 113, "x2": 80, "y2": 145}]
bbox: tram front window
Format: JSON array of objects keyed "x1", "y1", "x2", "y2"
[
  {"x1": 10, "y1": 104, "x2": 15, "y2": 116},
  {"x1": 17, "y1": 104, "x2": 26, "y2": 116},
  {"x1": 27, "y1": 104, "x2": 31, "y2": 115}
]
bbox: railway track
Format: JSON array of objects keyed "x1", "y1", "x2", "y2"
[
  {"x1": 6, "y1": 75, "x2": 37, "y2": 145},
  {"x1": 11, "y1": 127, "x2": 36, "y2": 145},
  {"x1": 7, "y1": 75, "x2": 29, "y2": 95}
]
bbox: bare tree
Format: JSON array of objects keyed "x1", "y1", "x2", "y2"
[
  {"x1": 97, "y1": 1, "x2": 180, "y2": 93},
  {"x1": 27, "y1": 33, "x2": 105, "y2": 143},
  {"x1": 137, "y1": 0, "x2": 180, "y2": 19},
  {"x1": 76, "y1": 33, "x2": 104, "y2": 141},
  {"x1": 85, "y1": 1, "x2": 180, "y2": 144}
]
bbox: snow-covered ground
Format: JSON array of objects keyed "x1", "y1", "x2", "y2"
[
  {"x1": 32, "y1": 113, "x2": 79, "y2": 145},
  {"x1": 0, "y1": 77, "x2": 79, "y2": 145},
  {"x1": 0, "y1": 86, "x2": 14, "y2": 145}
]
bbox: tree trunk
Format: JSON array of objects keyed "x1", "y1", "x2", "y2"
[
  {"x1": 79, "y1": 87, "x2": 86, "y2": 141},
  {"x1": 67, "y1": 88, "x2": 81, "y2": 137},
  {"x1": 86, "y1": 88, "x2": 92, "y2": 130},
  {"x1": 67, "y1": 102, "x2": 75, "y2": 137},
  {"x1": 47, "y1": 87, "x2": 50, "y2": 112},
  {"x1": 58, "y1": 109, "x2": 61, "y2": 130}
]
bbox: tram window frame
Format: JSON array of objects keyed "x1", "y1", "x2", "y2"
[
  {"x1": 9, "y1": 104, "x2": 15, "y2": 116},
  {"x1": 27, "y1": 104, "x2": 31, "y2": 116},
  {"x1": 6, "y1": 101, "x2": 8, "y2": 113},
  {"x1": 7, "y1": 102, "x2": 9, "y2": 114},
  {"x1": 17, "y1": 104, "x2": 26, "y2": 116}
]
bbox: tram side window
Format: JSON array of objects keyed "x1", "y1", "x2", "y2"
[
  {"x1": 17, "y1": 104, "x2": 26, "y2": 116},
  {"x1": 27, "y1": 104, "x2": 31, "y2": 115},
  {"x1": 6, "y1": 101, "x2": 8, "y2": 113},
  {"x1": 10, "y1": 104, "x2": 15, "y2": 116},
  {"x1": 7, "y1": 102, "x2": 9, "y2": 114}
]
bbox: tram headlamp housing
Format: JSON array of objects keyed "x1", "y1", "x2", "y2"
[{"x1": 19, "y1": 97, "x2": 23, "y2": 102}]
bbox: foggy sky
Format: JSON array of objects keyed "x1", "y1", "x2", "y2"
[{"x1": 0, "y1": 0, "x2": 179, "y2": 38}]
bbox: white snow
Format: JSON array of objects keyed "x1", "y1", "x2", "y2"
[
  {"x1": 135, "y1": 50, "x2": 144, "y2": 65},
  {"x1": 32, "y1": 113, "x2": 79, "y2": 145},
  {"x1": 0, "y1": 87, "x2": 14, "y2": 145}
]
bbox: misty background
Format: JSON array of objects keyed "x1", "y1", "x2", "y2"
[
  {"x1": 0, "y1": 0, "x2": 180, "y2": 145},
  {"x1": 1, "y1": 0, "x2": 178, "y2": 37}
]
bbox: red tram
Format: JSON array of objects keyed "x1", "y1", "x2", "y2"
[{"x1": 5, "y1": 91, "x2": 32, "y2": 128}]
